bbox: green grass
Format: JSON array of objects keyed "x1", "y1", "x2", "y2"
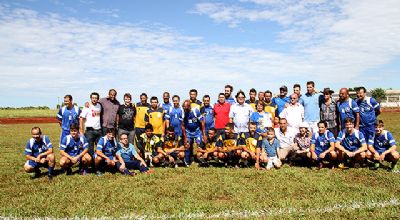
[
  {"x1": 0, "y1": 112, "x2": 400, "y2": 218},
  {"x1": 0, "y1": 109, "x2": 57, "y2": 118}
]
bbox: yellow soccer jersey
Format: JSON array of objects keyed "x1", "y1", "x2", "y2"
[
  {"x1": 145, "y1": 108, "x2": 164, "y2": 135},
  {"x1": 190, "y1": 99, "x2": 202, "y2": 110},
  {"x1": 162, "y1": 136, "x2": 184, "y2": 150},
  {"x1": 222, "y1": 133, "x2": 239, "y2": 151},
  {"x1": 135, "y1": 102, "x2": 150, "y2": 129},
  {"x1": 246, "y1": 99, "x2": 257, "y2": 111},
  {"x1": 264, "y1": 102, "x2": 276, "y2": 119},
  {"x1": 139, "y1": 133, "x2": 161, "y2": 153},
  {"x1": 242, "y1": 132, "x2": 262, "y2": 153}
]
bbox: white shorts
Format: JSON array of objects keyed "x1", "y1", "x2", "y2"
[{"x1": 266, "y1": 156, "x2": 281, "y2": 169}]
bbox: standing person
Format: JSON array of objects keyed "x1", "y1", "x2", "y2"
[
  {"x1": 98, "y1": 89, "x2": 120, "y2": 135},
  {"x1": 229, "y1": 90, "x2": 254, "y2": 135},
  {"x1": 279, "y1": 94, "x2": 304, "y2": 130},
  {"x1": 224, "y1": 84, "x2": 235, "y2": 105},
  {"x1": 59, "y1": 124, "x2": 92, "y2": 175},
  {"x1": 165, "y1": 95, "x2": 184, "y2": 137},
  {"x1": 335, "y1": 118, "x2": 367, "y2": 168},
  {"x1": 213, "y1": 93, "x2": 231, "y2": 137},
  {"x1": 275, "y1": 118, "x2": 297, "y2": 162},
  {"x1": 57, "y1": 94, "x2": 81, "y2": 144},
  {"x1": 250, "y1": 101, "x2": 273, "y2": 134},
  {"x1": 145, "y1": 97, "x2": 165, "y2": 138},
  {"x1": 23, "y1": 127, "x2": 55, "y2": 180},
  {"x1": 356, "y1": 87, "x2": 381, "y2": 143},
  {"x1": 293, "y1": 84, "x2": 304, "y2": 106},
  {"x1": 200, "y1": 95, "x2": 214, "y2": 135},
  {"x1": 257, "y1": 91, "x2": 265, "y2": 103},
  {"x1": 116, "y1": 93, "x2": 136, "y2": 144},
  {"x1": 181, "y1": 100, "x2": 207, "y2": 165},
  {"x1": 161, "y1": 91, "x2": 172, "y2": 114},
  {"x1": 337, "y1": 88, "x2": 360, "y2": 130},
  {"x1": 134, "y1": 93, "x2": 150, "y2": 142},
  {"x1": 80, "y1": 92, "x2": 102, "y2": 156},
  {"x1": 272, "y1": 85, "x2": 290, "y2": 116},
  {"x1": 302, "y1": 81, "x2": 321, "y2": 134},
  {"x1": 319, "y1": 88, "x2": 339, "y2": 137},
  {"x1": 264, "y1": 90, "x2": 277, "y2": 120},
  {"x1": 245, "y1": 88, "x2": 257, "y2": 111},
  {"x1": 94, "y1": 128, "x2": 118, "y2": 176},
  {"x1": 309, "y1": 121, "x2": 337, "y2": 169},
  {"x1": 366, "y1": 120, "x2": 399, "y2": 172},
  {"x1": 189, "y1": 89, "x2": 202, "y2": 110}
]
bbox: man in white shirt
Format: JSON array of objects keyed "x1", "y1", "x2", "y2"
[
  {"x1": 275, "y1": 118, "x2": 297, "y2": 161},
  {"x1": 80, "y1": 92, "x2": 102, "y2": 156},
  {"x1": 279, "y1": 93, "x2": 304, "y2": 130},
  {"x1": 229, "y1": 90, "x2": 254, "y2": 135}
]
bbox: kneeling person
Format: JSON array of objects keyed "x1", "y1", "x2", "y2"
[
  {"x1": 153, "y1": 126, "x2": 185, "y2": 167},
  {"x1": 257, "y1": 128, "x2": 280, "y2": 170},
  {"x1": 240, "y1": 122, "x2": 263, "y2": 166},
  {"x1": 137, "y1": 124, "x2": 162, "y2": 166},
  {"x1": 335, "y1": 118, "x2": 367, "y2": 168},
  {"x1": 197, "y1": 128, "x2": 222, "y2": 166},
  {"x1": 309, "y1": 121, "x2": 337, "y2": 168},
  {"x1": 60, "y1": 124, "x2": 92, "y2": 175},
  {"x1": 95, "y1": 128, "x2": 118, "y2": 176},
  {"x1": 366, "y1": 120, "x2": 399, "y2": 172},
  {"x1": 116, "y1": 133, "x2": 153, "y2": 175},
  {"x1": 217, "y1": 123, "x2": 243, "y2": 166},
  {"x1": 24, "y1": 127, "x2": 55, "y2": 180}
]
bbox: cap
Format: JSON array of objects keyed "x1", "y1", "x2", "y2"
[
  {"x1": 321, "y1": 88, "x2": 334, "y2": 95},
  {"x1": 279, "y1": 85, "x2": 288, "y2": 91}
]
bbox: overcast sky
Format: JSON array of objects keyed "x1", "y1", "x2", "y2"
[{"x1": 1, "y1": 0, "x2": 399, "y2": 107}]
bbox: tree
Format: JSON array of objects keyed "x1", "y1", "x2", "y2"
[{"x1": 370, "y1": 88, "x2": 386, "y2": 103}]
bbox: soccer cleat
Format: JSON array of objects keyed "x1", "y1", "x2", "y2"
[
  {"x1": 128, "y1": 172, "x2": 137, "y2": 176},
  {"x1": 32, "y1": 170, "x2": 41, "y2": 179},
  {"x1": 390, "y1": 164, "x2": 399, "y2": 173},
  {"x1": 338, "y1": 163, "x2": 348, "y2": 169},
  {"x1": 317, "y1": 162, "x2": 324, "y2": 170},
  {"x1": 96, "y1": 171, "x2": 104, "y2": 177}
]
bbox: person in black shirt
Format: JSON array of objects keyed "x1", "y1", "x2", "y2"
[{"x1": 117, "y1": 93, "x2": 136, "y2": 144}]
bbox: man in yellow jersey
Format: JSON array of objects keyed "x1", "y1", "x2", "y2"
[
  {"x1": 145, "y1": 96, "x2": 165, "y2": 138},
  {"x1": 134, "y1": 93, "x2": 150, "y2": 156},
  {"x1": 153, "y1": 126, "x2": 185, "y2": 167},
  {"x1": 264, "y1": 90, "x2": 277, "y2": 119},
  {"x1": 196, "y1": 127, "x2": 222, "y2": 166},
  {"x1": 217, "y1": 122, "x2": 243, "y2": 167},
  {"x1": 137, "y1": 124, "x2": 162, "y2": 167},
  {"x1": 245, "y1": 88, "x2": 257, "y2": 111},
  {"x1": 240, "y1": 122, "x2": 265, "y2": 167},
  {"x1": 189, "y1": 89, "x2": 202, "y2": 110}
]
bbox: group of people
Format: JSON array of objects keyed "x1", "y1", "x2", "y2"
[{"x1": 23, "y1": 82, "x2": 399, "y2": 180}]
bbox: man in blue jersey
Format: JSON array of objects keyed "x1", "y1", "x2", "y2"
[
  {"x1": 272, "y1": 85, "x2": 290, "y2": 116},
  {"x1": 57, "y1": 94, "x2": 81, "y2": 144},
  {"x1": 366, "y1": 120, "x2": 399, "y2": 172},
  {"x1": 225, "y1": 84, "x2": 235, "y2": 105},
  {"x1": 24, "y1": 127, "x2": 55, "y2": 180},
  {"x1": 200, "y1": 95, "x2": 214, "y2": 135},
  {"x1": 335, "y1": 118, "x2": 367, "y2": 168},
  {"x1": 165, "y1": 95, "x2": 184, "y2": 137},
  {"x1": 337, "y1": 88, "x2": 360, "y2": 130},
  {"x1": 181, "y1": 100, "x2": 207, "y2": 165},
  {"x1": 94, "y1": 128, "x2": 118, "y2": 176},
  {"x1": 356, "y1": 87, "x2": 381, "y2": 143},
  {"x1": 59, "y1": 124, "x2": 92, "y2": 175},
  {"x1": 309, "y1": 121, "x2": 337, "y2": 169},
  {"x1": 302, "y1": 81, "x2": 322, "y2": 134},
  {"x1": 161, "y1": 92, "x2": 172, "y2": 114}
]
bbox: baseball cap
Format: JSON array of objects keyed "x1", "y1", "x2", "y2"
[
  {"x1": 279, "y1": 85, "x2": 288, "y2": 91},
  {"x1": 322, "y1": 88, "x2": 334, "y2": 95}
]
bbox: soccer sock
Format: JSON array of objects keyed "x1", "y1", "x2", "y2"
[
  {"x1": 123, "y1": 168, "x2": 131, "y2": 175},
  {"x1": 184, "y1": 149, "x2": 191, "y2": 164},
  {"x1": 48, "y1": 167, "x2": 54, "y2": 175}
]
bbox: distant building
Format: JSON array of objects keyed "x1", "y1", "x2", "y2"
[{"x1": 381, "y1": 89, "x2": 400, "y2": 107}]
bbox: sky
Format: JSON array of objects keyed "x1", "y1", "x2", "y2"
[{"x1": 0, "y1": 0, "x2": 399, "y2": 107}]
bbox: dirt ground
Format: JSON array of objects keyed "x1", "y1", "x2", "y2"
[{"x1": 0, "y1": 117, "x2": 58, "y2": 124}]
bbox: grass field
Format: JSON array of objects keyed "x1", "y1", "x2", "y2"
[
  {"x1": 0, "y1": 112, "x2": 399, "y2": 218},
  {"x1": 0, "y1": 109, "x2": 57, "y2": 118}
]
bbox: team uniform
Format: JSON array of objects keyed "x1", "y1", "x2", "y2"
[
  {"x1": 337, "y1": 98, "x2": 359, "y2": 130},
  {"x1": 368, "y1": 130, "x2": 396, "y2": 155},
  {"x1": 311, "y1": 130, "x2": 335, "y2": 159},
  {"x1": 356, "y1": 97, "x2": 380, "y2": 142},
  {"x1": 183, "y1": 108, "x2": 204, "y2": 164},
  {"x1": 162, "y1": 102, "x2": 172, "y2": 115},
  {"x1": 160, "y1": 135, "x2": 185, "y2": 160},
  {"x1": 220, "y1": 133, "x2": 242, "y2": 159},
  {"x1": 263, "y1": 101, "x2": 277, "y2": 120},
  {"x1": 57, "y1": 105, "x2": 81, "y2": 143},
  {"x1": 60, "y1": 134, "x2": 88, "y2": 161},
  {"x1": 250, "y1": 111, "x2": 273, "y2": 133},
  {"x1": 134, "y1": 102, "x2": 150, "y2": 141},
  {"x1": 241, "y1": 132, "x2": 262, "y2": 160},
  {"x1": 116, "y1": 143, "x2": 149, "y2": 173},
  {"x1": 145, "y1": 108, "x2": 165, "y2": 136},
  {"x1": 95, "y1": 136, "x2": 118, "y2": 165},
  {"x1": 272, "y1": 96, "x2": 290, "y2": 116},
  {"x1": 200, "y1": 105, "x2": 214, "y2": 135},
  {"x1": 165, "y1": 106, "x2": 184, "y2": 136},
  {"x1": 190, "y1": 99, "x2": 202, "y2": 110},
  {"x1": 199, "y1": 134, "x2": 223, "y2": 160},
  {"x1": 137, "y1": 133, "x2": 162, "y2": 161},
  {"x1": 245, "y1": 99, "x2": 257, "y2": 111},
  {"x1": 24, "y1": 135, "x2": 53, "y2": 169},
  {"x1": 226, "y1": 96, "x2": 235, "y2": 105},
  {"x1": 336, "y1": 129, "x2": 366, "y2": 152}
]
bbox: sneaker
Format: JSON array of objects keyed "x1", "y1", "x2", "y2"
[
  {"x1": 317, "y1": 162, "x2": 324, "y2": 170},
  {"x1": 390, "y1": 164, "x2": 399, "y2": 173},
  {"x1": 338, "y1": 163, "x2": 348, "y2": 169},
  {"x1": 96, "y1": 171, "x2": 104, "y2": 177},
  {"x1": 31, "y1": 170, "x2": 41, "y2": 179},
  {"x1": 371, "y1": 162, "x2": 380, "y2": 170},
  {"x1": 128, "y1": 172, "x2": 136, "y2": 176}
]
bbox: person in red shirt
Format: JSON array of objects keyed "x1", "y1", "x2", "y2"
[{"x1": 213, "y1": 93, "x2": 231, "y2": 137}]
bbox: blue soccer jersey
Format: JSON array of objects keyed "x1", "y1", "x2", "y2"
[
  {"x1": 165, "y1": 106, "x2": 184, "y2": 136},
  {"x1": 368, "y1": 130, "x2": 396, "y2": 154},
  {"x1": 337, "y1": 98, "x2": 359, "y2": 128},
  {"x1": 183, "y1": 108, "x2": 204, "y2": 134},
  {"x1": 162, "y1": 102, "x2": 172, "y2": 115},
  {"x1": 60, "y1": 134, "x2": 88, "y2": 157},
  {"x1": 116, "y1": 143, "x2": 138, "y2": 162},
  {"x1": 272, "y1": 96, "x2": 290, "y2": 116},
  {"x1": 24, "y1": 135, "x2": 53, "y2": 157},
  {"x1": 311, "y1": 130, "x2": 335, "y2": 153},
  {"x1": 356, "y1": 97, "x2": 380, "y2": 127},
  {"x1": 57, "y1": 106, "x2": 81, "y2": 131},
  {"x1": 200, "y1": 105, "x2": 214, "y2": 133},
  {"x1": 336, "y1": 129, "x2": 366, "y2": 152},
  {"x1": 96, "y1": 136, "x2": 118, "y2": 157},
  {"x1": 226, "y1": 96, "x2": 236, "y2": 105}
]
